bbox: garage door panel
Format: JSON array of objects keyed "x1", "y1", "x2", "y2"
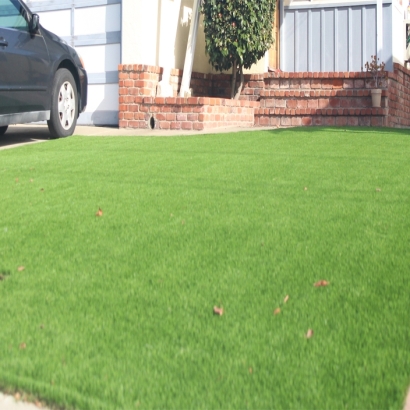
[
  {"x1": 75, "y1": 4, "x2": 121, "y2": 35},
  {"x1": 36, "y1": 10, "x2": 71, "y2": 37},
  {"x1": 76, "y1": 44, "x2": 120, "y2": 73}
]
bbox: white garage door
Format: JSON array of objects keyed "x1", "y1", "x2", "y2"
[{"x1": 26, "y1": 0, "x2": 121, "y2": 125}]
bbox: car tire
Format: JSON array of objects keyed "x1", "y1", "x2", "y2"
[
  {"x1": 47, "y1": 69, "x2": 78, "y2": 139},
  {"x1": 0, "y1": 126, "x2": 8, "y2": 136}
]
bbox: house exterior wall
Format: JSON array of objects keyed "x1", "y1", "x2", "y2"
[
  {"x1": 280, "y1": 0, "x2": 405, "y2": 72},
  {"x1": 26, "y1": 0, "x2": 121, "y2": 125},
  {"x1": 121, "y1": 0, "x2": 268, "y2": 75}
]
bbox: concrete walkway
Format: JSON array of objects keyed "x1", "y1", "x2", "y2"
[
  {"x1": 0, "y1": 123, "x2": 268, "y2": 151},
  {"x1": 0, "y1": 393, "x2": 48, "y2": 410}
]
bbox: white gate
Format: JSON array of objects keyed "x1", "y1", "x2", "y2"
[{"x1": 26, "y1": 0, "x2": 121, "y2": 125}]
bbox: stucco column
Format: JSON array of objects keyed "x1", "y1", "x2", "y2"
[
  {"x1": 157, "y1": 0, "x2": 181, "y2": 97},
  {"x1": 377, "y1": 0, "x2": 383, "y2": 58},
  {"x1": 179, "y1": 0, "x2": 200, "y2": 97}
]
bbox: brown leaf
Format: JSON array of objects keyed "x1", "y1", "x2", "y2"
[
  {"x1": 213, "y1": 306, "x2": 224, "y2": 316},
  {"x1": 19, "y1": 342, "x2": 26, "y2": 350},
  {"x1": 14, "y1": 392, "x2": 21, "y2": 401},
  {"x1": 35, "y1": 401, "x2": 42, "y2": 408},
  {"x1": 304, "y1": 187, "x2": 308, "y2": 191},
  {"x1": 15, "y1": 178, "x2": 19, "y2": 183},
  {"x1": 30, "y1": 179, "x2": 33, "y2": 183},
  {"x1": 40, "y1": 188, "x2": 44, "y2": 191},
  {"x1": 314, "y1": 280, "x2": 329, "y2": 287},
  {"x1": 248, "y1": 367, "x2": 253, "y2": 374},
  {"x1": 95, "y1": 208, "x2": 103, "y2": 217},
  {"x1": 273, "y1": 308, "x2": 281, "y2": 315},
  {"x1": 284, "y1": 295, "x2": 289, "y2": 303},
  {"x1": 305, "y1": 329, "x2": 314, "y2": 339},
  {"x1": 376, "y1": 188, "x2": 381, "y2": 192},
  {"x1": 181, "y1": 220, "x2": 185, "y2": 225},
  {"x1": 17, "y1": 266, "x2": 25, "y2": 272}
]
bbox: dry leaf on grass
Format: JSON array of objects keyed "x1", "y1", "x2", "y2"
[
  {"x1": 213, "y1": 306, "x2": 224, "y2": 316},
  {"x1": 14, "y1": 392, "x2": 21, "y2": 401},
  {"x1": 273, "y1": 308, "x2": 281, "y2": 315},
  {"x1": 314, "y1": 280, "x2": 329, "y2": 287},
  {"x1": 376, "y1": 188, "x2": 382, "y2": 192},
  {"x1": 304, "y1": 187, "x2": 308, "y2": 191},
  {"x1": 95, "y1": 208, "x2": 103, "y2": 217},
  {"x1": 15, "y1": 178, "x2": 19, "y2": 183},
  {"x1": 284, "y1": 295, "x2": 289, "y2": 303},
  {"x1": 305, "y1": 329, "x2": 314, "y2": 339},
  {"x1": 248, "y1": 367, "x2": 253, "y2": 374},
  {"x1": 19, "y1": 342, "x2": 26, "y2": 350},
  {"x1": 17, "y1": 266, "x2": 25, "y2": 272}
]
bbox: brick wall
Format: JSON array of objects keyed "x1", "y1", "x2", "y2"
[
  {"x1": 119, "y1": 64, "x2": 257, "y2": 130},
  {"x1": 387, "y1": 64, "x2": 410, "y2": 127},
  {"x1": 118, "y1": 64, "x2": 410, "y2": 130},
  {"x1": 255, "y1": 72, "x2": 388, "y2": 127}
]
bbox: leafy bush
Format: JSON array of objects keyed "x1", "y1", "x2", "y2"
[{"x1": 201, "y1": 0, "x2": 275, "y2": 99}]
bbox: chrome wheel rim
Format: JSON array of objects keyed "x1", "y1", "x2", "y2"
[{"x1": 58, "y1": 81, "x2": 75, "y2": 130}]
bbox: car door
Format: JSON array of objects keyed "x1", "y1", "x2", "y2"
[{"x1": 0, "y1": 0, "x2": 50, "y2": 115}]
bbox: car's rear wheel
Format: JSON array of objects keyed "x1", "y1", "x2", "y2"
[
  {"x1": 0, "y1": 126, "x2": 8, "y2": 136},
  {"x1": 47, "y1": 69, "x2": 78, "y2": 139}
]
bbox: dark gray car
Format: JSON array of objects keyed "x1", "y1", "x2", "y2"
[{"x1": 0, "y1": 0, "x2": 87, "y2": 138}]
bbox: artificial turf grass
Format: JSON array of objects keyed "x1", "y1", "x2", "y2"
[{"x1": 0, "y1": 127, "x2": 409, "y2": 409}]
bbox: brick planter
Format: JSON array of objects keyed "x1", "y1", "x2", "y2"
[
  {"x1": 120, "y1": 96, "x2": 257, "y2": 130},
  {"x1": 118, "y1": 63, "x2": 410, "y2": 130}
]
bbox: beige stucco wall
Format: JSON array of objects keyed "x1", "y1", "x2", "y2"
[{"x1": 121, "y1": 0, "x2": 268, "y2": 74}]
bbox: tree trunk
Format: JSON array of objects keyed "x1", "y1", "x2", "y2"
[
  {"x1": 234, "y1": 64, "x2": 244, "y2": 100},
  {"x1": 231, "y1": 59, "x2": 237, "y2": 99}
]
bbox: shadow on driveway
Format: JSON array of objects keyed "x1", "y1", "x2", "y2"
[{"x1": 0, "y1": 125, "x2": 50, "y2": 150}]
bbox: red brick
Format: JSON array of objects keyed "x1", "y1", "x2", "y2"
[
  {"x1": 332, "y1": 79, "x2": 344, "y2": 89},
  {"x1": 193, "y1": 122, "x2": 204, "y2": 130},
  {"x1": 280, "y1": 117, "x2": 292, "y2": 126},
  {"x1": 171, "y1": 122, "x2": 182, "y2": 130},
  {"x1": 302, "y1": 117, "x2": 312, "y2": 126},
  {"x1": 159, "y1": 121, "x2": 171, "y2": 129},
  {"x1": 181, "y1": 122, "x2": 193, "y2": 130},
  {"x1": 308, "y1": 99, "x2": 318, "y2": 109},
  {"x1": 291, "y1": 117, "x2": 302, "y2": 126},
  {"x1": 318, "y1": 99, "x2": 329, "y2": 108},
  {"x1": 287, "y1": 100, "x2": 298, "y2": 109},
  {"x1": 297, "y1": 100, "x2": 308, "y2": 109},
  {"x1": 336, "y1": 117, "x2": 348, "y2": 126}
]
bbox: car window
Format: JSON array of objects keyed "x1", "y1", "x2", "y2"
[{"x1": 0, "y1": 0, "x2": 29, "y2": 31}]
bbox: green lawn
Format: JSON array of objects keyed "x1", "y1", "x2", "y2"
[{"x1": 0, "y1": 127, "x2": 409, "y2": 409}]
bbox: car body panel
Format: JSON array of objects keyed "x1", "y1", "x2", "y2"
[
  {"x1": 0, "y1": 0, "x2": 87, "y2": 128},
  {"x1": 0, "y1": 27, "x2": 50, "y2": 114}
]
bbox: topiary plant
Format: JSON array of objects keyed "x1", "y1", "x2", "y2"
[{"x1": 201, "y1": 0, "x2": 276, "y2": 99}]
